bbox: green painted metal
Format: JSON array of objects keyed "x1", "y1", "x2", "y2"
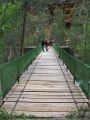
[
  {"x1": 0, "y1": 42, "x2": 4, "y2": 64},
  {"x1": 53, "y1": 43, "x2": 90, "y2": 97},
  {"x1": 0, "y1": 46, "x2": 41, "y2": 97},
  {"x1": 0, "y1": 91, "x2": 3, "y2": 97}
]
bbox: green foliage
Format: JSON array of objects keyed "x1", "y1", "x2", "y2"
[
  {"x1": 0, "y1": 42, "x2": 4, "y2": 64},
  {"x1": 0, "y1": 108, "x2": 36, "y2": 120},
  {"x1": 68, "y1": 2, "x2": 90, "y2": 65},
  {"x1": 0, "y1": 0, "x2": 90, "y2": 65},
  {"x1": 0, "y1": 2, "x2": 23, "y2": 63},
  {"x1": 0, "y1": 0, "x2": 59, "y2": 63},
  {"x1": 51, "y1": 8, "x2": 64, "y2": 44},
  {"x1": 29, "y1": 0, "x2": 59, "y2": 14},
  {"x1": 24, "y1": 13, "x2": 44, "y2": 46},
  {"x1": 66, "y1": 106, "x2": 90, "y2": 120}
]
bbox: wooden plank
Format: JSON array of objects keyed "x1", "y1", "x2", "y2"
[
  {"x1": 2, "y1": 102, "x2": 16, "y2": 112},
  {"x1": 35, "y1": 66, "x2": 61, "y2": 69},
  {"x1": 23, "y1": 88, "x2": 70, "y2": 92},
  {"x1": 74, "y1": 98, "x2": 88, "y2": 103},
  {"x1": 21, "y1": 94, "x2": 73, "y2": 99},
  {"x1": 21, "y1": 92, "x2": 87, "y2": 100},
  {"x1": 14, "y1": 102, "x2": 77, "y2": 112},
  {"x1": 27, "y1": 80, "x2": 67, "y2": 85},
  {"x1": 30, "y1": 76, "x2": 66, "y2": 81},
  {"x1": 13, "y1": 111, "x2": 68, "y2": 117},
  {"x1": 25, "y1": 84, "x2": 69, "y2": 88},
  {"x1": 3, "y1": 97, "x2": 18, "y2": 102},
  {"x1": 77, "y1": 103, "x2": 88, "y2": 107},
  {"x1": 74, "y1": 95, "x2": 87, "y2": 99},
  {"x1": 33, "y1": 69, "x2": 62, "y2": 74},
  {"x1": 19, "y1": 98, "x2": 74, "y2": 103},
  {"x1": 5, "y1": 94, "x2": 20, "y2": 98}
]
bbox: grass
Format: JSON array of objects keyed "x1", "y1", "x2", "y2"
[
  {"x1": 0, "y1": 108, "x2": 53, "y2": 120},
  {"x1": 0, "y1": 108, "x2": 36, "y2": 120},
  {"x1": 66, "y1": 106, "x2": 90, "y2": 120}
]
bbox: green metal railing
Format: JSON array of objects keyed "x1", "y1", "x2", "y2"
[
  {"x1": 0, "y1": 46, "x2": 41, "y2": 97},
  {"x1": 53, "y1": 43, "x2": 90, "y2": 97}
]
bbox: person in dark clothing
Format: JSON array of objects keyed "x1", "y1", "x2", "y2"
[
  {"x1": 44, "y1": 39, "x2": 48, "y2": 51},
  {"x1": 41, "y1": 40, "x2": 45, "y2": 51},
  {"x1": 50, "y1": 40, "x2": 52, "y2": 46}
]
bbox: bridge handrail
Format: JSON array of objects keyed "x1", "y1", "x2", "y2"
[
  {"x1": 53, "y1": 43, "x2": 90, "y2": 98},
  {"x1": 0, "y1": 46, "x2": 41, "y2": 97}
]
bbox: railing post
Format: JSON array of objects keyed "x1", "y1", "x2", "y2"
[
  {"x1": 17, "y1": 58, "x2": 20, "y2": 83},
  {"x1": 73, "y1": 58, "x2": 76, "y2": 84},
  {"x1": 0, "y1": 95, "x2": 3, "y2": 106},
  {"x1": 88, "y1": 81, "x2": 90, "y2": 107},
  {"x1": 0, "y1": 82, "x2": 3, "y2": 106},
  {"x1": 59, "y1": 45, "x2": 60, "y2": 58}
]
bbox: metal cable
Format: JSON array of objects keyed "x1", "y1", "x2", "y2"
[
  {"x1": 10, "y1": 51, "x2": 43, "y2": 114},
  {"x1": 53, "y1": 48, "x2": 81, "y2": 112}
]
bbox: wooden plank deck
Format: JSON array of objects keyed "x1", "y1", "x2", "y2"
[{"x1": 2, "y1": 47, "x2": 88, "y2": 118}]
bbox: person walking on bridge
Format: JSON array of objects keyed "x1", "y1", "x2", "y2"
[
  {"x1": 44, "y1": 39, "x2": 49, "y2": 51},
  {"x1": 41, "y1": 39, "x2": 45, "y2": 51}
]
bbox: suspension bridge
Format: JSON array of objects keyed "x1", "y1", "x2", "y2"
[
  {"x1": 0, "y1": 0, "x2": 90, "y2": 119},
  {"x1": 0, "y1": 45, "x2": 89, "y2": 118}
]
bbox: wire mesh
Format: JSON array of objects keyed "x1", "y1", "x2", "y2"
[
  {"x1": 54, "y1": 43, "x2": 90, "y2": 97},
  {"x1": 0, "y1": 46, "x2": 41, "y2": 97}
]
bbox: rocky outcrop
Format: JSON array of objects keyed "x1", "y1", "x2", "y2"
[{"x1": 61, "y1": 0, "x2": 79, "y2": 28}]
